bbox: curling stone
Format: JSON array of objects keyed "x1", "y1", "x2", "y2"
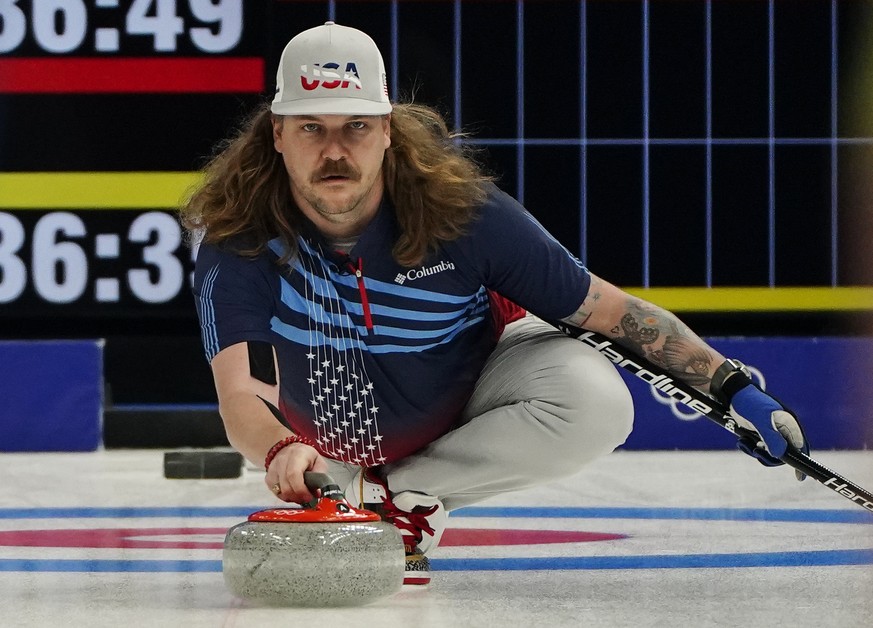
[{"x1": 222, "y1": 471, "x2": 405, "y2": 607}]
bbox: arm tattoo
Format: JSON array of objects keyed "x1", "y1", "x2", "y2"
[
  {"x1": 562, "y1": 278, "x2": 602, "y2": 329},
  {"x1": 660, "y1": 336, "x2": 713, "y2": 387},
  {"x1": 618, "y1": 312, "x2": 660, "y2": 346},
  {"x1": 612, "y1": 300, "x2": 714, "y2": 389}
]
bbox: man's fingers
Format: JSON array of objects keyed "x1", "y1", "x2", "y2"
[
  {"x1": 311, "y1": 456, "x2": 329, "y2": 474},
  {"x1": 287, "y1": 474, "x2": 314, "y2": 503},
  {"x1": 265, "y1": 443, "x2": 327, "y2": 503},
  {"x1": 281, "y1": 444, "x2": 324, "y2": 503},
  {"x1": 772, "y1": 410, "x2": 805, "y2": 450}
]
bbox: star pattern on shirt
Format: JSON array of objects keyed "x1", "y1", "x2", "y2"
[
  {"x1": 294, "y1": 243, "x2": 388, "y2": 466},
  {"x1": 304, "y1": 346, "x2": 387, "y2": 465}
]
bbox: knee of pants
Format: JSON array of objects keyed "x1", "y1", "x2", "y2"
[
  {"x1": 533, "y1": 359, "x2": 635, "y2": 472},
  {"x1": 545, "y1": 386, "x2": 633, "y2": 454}
]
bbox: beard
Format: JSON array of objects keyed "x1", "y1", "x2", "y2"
[{"x1": 294, "y1": 159, "x2": 379, "y2": 221}]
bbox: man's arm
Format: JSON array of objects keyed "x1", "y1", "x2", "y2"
[
  {"x1": 211, "y1": 342, "x2": 326, "y2": 501},
  {"x1": 563, "y1": 273, "x2": 725, "y2": 394},
  {"x1": 562, "y1": 272, "x2": 808, "y2": 473}
]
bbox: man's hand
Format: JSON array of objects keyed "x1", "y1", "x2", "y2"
[
  {"x1": 714, "y1": 364, "x2": 810, "y2": 481},
  {"x1": 264, "y1": 442, "x2": 329, "y2": 503},
  {"x1": 730, "y1": 381, "x2": 809, "y2": 480}
]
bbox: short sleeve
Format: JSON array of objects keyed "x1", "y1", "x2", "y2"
[
  {"x1": 460, "y1": 188, "x2": 591, "y2": 320},
  {"x1": 192, "y1": 242, "x2": 277, "y2": 362}
]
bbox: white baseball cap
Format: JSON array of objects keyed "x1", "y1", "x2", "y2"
[{"x1": 271, "y1": 21, "x2": 392, "y2": 116}]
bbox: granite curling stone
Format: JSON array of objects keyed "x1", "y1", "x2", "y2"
[{"x1": 223, "y1": 471, "x2": 405, "y2": 607}]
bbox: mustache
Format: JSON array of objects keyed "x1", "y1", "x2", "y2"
[{"x1": 312, "y1": 159, "x2": 359, "y2": 182}]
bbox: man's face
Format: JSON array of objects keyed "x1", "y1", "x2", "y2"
[{"x1": 273, "y1": 114, "x2": 391, "y2": 234}]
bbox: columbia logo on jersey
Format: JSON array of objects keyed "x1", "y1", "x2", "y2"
[
  {"x1": 299, "y1": 62, "x2": 362, "y2": 91},
  {"x1": 394, "y1": 260, "x2": 456, "y2": 284}
]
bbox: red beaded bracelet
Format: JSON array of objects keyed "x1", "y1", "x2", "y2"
[{"x1": 264, "y1": 434, "x2": 317, "y2": 470}]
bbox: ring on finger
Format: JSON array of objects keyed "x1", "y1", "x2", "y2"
[{"x1": 271, "y1": 482, "x2": 281, "y2": 495}]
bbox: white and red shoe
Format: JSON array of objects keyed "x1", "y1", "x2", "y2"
[{"x1": 347, "y1": 469, "x2": 446, "y2": 585}]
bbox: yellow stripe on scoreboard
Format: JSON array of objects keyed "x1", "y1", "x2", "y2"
[
  {"x1": 626, "y1": 287, "x2": 873, "y2": 312},
  {"x1": 0, "y1": 171, "x2": 202, "y2": 209},
  {"x1": 1, "y1": 172, "x2": 871, "y2": 312}
]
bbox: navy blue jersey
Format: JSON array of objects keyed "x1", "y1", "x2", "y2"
[{"x1": 193, "y1": 187, "x2": 590, "y2": 464}]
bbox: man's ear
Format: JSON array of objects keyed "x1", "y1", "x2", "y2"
[
  {"x1": 272, "y1": 115, "x2": 284, "y2": 151},
  {"x1": 383, "y1": 114, "x2": 391, "y2": 149}
]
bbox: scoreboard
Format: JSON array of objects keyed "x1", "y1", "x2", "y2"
[
  {"x1": 0, "y1": 0, "x2": 268, "y2": 325},
  {"x1": 1, "y1": 0, "x2": 871, "y2": 338},
  {"x1": 0, "y1": 0, "x2": 251, "y2": 58}
]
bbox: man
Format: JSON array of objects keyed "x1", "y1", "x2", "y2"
[{"x1": 182, "y1": 22, "x2": 808, "y2": 586}]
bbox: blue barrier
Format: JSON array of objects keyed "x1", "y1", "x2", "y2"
[
  {"x1": 0, "y1": 336, "x2": 868, "y2": 451},
  {"x1": 622, "y1": 337, "x2": 873, "y2": 450},
  {"x1": 0, "y1": 340, "x2": 103, "y2": 452}
]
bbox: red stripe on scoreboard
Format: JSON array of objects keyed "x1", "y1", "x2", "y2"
[{"x1": 0, "y1": 57, "x2": 265, "y2": 94}]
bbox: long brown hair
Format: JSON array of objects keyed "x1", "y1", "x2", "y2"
[{"x1": 179, "y1": 102, "x2": 494, "y2": 267}]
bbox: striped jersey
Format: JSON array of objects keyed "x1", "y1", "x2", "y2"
[{"x1": 193, "y1": 187, "x2": 591, "y2": 464}]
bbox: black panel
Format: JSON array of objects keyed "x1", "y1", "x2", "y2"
[{"x1": 1, "y1": 0, "x2": 869, "y2": 416}]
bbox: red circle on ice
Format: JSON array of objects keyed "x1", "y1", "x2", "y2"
[{"x1": 0, "y1": 527, "x2": 626, "y2": 549}]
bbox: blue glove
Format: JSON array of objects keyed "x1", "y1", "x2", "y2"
[{"x1": 712, "y1": 360, "x2": 810, "y2": 481}]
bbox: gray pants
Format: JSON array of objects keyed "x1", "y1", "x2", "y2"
[{"x1": 325, "y1": 314, "x2": 634, "y2": 512}]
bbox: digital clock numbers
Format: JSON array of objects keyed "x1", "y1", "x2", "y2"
[
  {"x1": 0, "y1": 0, "x2": 242, "y2": 54},
  {"x1": 0, "y1": 211, "x2": 193, "y2": 306},
  {"x1": 0, "y1": 0, "x2": 258, "y2": 318}
]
